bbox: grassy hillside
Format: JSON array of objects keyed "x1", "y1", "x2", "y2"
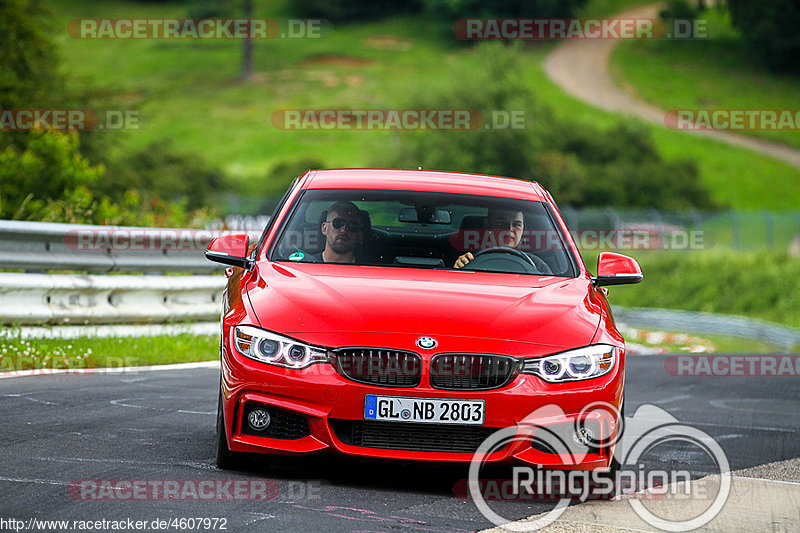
[
  {"x1": 47, "y1": 0, "x2": 800, "y2": 209},
  {"x1": 612, "y1": 8, "x2": 800, "y2": 151}
]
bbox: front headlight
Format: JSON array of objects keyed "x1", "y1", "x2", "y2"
[
  {"x1": 520, "y1": 345, "x2": 616, "y2": 382},
  {"x1": 233, "y1": 326, "x2": 329, "y2": 369}
]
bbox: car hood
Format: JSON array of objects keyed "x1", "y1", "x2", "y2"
[{"x1": 245, "y1": 262, "x2": 601, "y2": 352}]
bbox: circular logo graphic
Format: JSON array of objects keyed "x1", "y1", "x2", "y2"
[
  {"x1": 467, "y1": 403, "x2": 731, "y2": 532},
  {"x1": 401, "y1": 409, "x2": 411, "y2": 420},
  {"x1": 247, "y1": 409, "x2": 271, "y2": 431},
  {"x1": 416, "y1": 337, "x2": 438, "y2": 350}
]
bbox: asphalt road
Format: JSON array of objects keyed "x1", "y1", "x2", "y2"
[{"x1": 1, "y1": 356, "x2": 799, "y2": 533}]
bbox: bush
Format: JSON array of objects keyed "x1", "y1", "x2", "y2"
[
  {"x1": 0, "y1": 131, "x2": 218, "y2": 226},
  {"x1": 659, "y1": 0, "x2": 700, "y2": 20},
  {"x1": 99, "y1": 140, "x2": 227, "y2": 211},
  {"x1": 383, "y1": 43, "x2": 540, "y2": 179},
  {"x1": 424, "y1": 0, "x2": 588, "y2": 19},
  {"x1": 726, "y1": 0, "x2": 800, "y2": 74},
  {"x1": 287, "y1": 0, "x2": 422, "y2": 21},
  {"x1": 232, "y1": 157, "x2": 325, "y2": 216},
  {"x1": 0, "y1": 131, "x2": 104, "y2": 220},
  {"x1": 0, "y1": 0, "x2": 61, "y2": 110}
]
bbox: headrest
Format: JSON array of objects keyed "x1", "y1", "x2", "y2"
[{"x1": 459, "y1": 214, "x2": 485, "y2": 230}]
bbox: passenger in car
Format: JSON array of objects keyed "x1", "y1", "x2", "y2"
[
  {"x1": 453, "y1": 208, "x2": 524, "y2": 268},
  {"x1": 309, "y1": 201, "x2": 367, "y2": 264}
]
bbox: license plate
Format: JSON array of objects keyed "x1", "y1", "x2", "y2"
[{"x1": 364, "y1": 395, "x2": 485, "y2": 425}]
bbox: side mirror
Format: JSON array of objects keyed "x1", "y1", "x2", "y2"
[
  {"x1": 592, "y1": 252, "x2": 642, "y2": 287},
  {"x1": 205, "y1": 233, "x2": 253, "y2": 270}
]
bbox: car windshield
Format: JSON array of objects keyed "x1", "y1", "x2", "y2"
[{"x1": 270, "y1": 189, "x2": 577, "y2": 277}]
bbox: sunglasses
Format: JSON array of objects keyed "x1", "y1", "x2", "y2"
[{"x1": 327, "y1": 218, "x2": 364, "y2": 232}]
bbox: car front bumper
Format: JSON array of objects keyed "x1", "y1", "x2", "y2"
[{"x1": 220, "y1": 339, "x2": 624, "y2": 470}]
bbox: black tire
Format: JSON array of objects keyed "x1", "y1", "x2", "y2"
[
  {"x1": 598, "y1": 395, "x2": 624, "y2": 493},
  {"x1": 216, "y1": 386, "x2": 244, "y2": 470}
]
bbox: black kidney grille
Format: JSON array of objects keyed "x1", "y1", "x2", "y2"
[
  {"x1": 330, "y1": 420, "x2": 501, "y2": 453},
  {"x1": 333, "y1": 348, "x2": 421, "y2": 387},
  {"x1": 430, "y1": 354, "x2": 519, "y2": 390}
]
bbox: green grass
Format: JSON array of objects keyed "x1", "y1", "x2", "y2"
[
  {"x1": 581, "y1": 249, "x2": 800, "y2": 328},
  {"x1": 0, "y1": 333, "x2": 218, "y2": 373},
  {"x1": 625, "y1": 329, "x2": 786, "y2": 354},
  {"x1": 700, "y1": 334, "x2": 785, "y2": 354},
  {"x1": 612, "y1": 8, "x2": 800, "y2": 151},
  {"x1": 44, "y1": 0, "x2": 800, "y2": 208},
  {"x1": 48, "y1": 0, "x2": 454, "y2": 196},
  {"x1": 524, "y1": 51, "x2": 800, "y2": 210}
]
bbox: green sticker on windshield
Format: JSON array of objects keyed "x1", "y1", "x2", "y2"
[{"x1": 288, "y1": 251, "x2": 305, "y2": 261}]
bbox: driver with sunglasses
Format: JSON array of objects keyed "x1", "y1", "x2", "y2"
[{"x1": 310, "y1": 201, "x2": 367, "y2": 264}]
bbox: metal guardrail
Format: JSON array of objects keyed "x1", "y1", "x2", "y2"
[
  {"x1": 0, "y1": 220, "x2": 262, "y2": 273},
  {"x1": 0, "y1": 273, "x2": 226, "y2": 325},
  {"x1": 616, "y1": 307, "x2": 800, "y2": 350},
  {"x1": 0, "y1": 219, "x2": 263, "y2": 325}
]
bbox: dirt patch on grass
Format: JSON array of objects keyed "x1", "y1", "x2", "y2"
[
  {"x1": 364, "y1": 35, "x2": 412, "y2": 51},
  {"x1": 302, "y1": 54, "x2": 373, "y2": 67}
]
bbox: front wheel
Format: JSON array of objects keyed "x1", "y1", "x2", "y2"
[
  {"x1": 596, "y1": 395, "x2": 624, "y2": 488},
  {"x1": 216, "y1": 385, "x2": 244, "y2": 470}
]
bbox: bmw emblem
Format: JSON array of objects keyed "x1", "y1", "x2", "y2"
[{"x1": 416, "y1": 337, "x2": 437, "y2": 350}]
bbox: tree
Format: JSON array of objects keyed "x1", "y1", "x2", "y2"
[
  {"x1": 0, "y1": 0, "x2": 61, "y2": 111},
  {"x1": 241, "y1": 0, "x2": 254, "y2": 80},
  {"x1": 726, "y1": 0, "x2": 800, "y2": 74},
  {"x1": 188, "y1": 0, "x2": 255, "y2": 80}
]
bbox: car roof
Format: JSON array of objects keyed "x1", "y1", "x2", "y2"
[{"x1": 302, "y1": 168, "x2": 547, "y2": 201}]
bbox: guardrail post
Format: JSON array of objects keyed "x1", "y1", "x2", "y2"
[{"x1": 763, "y1": 210, "x2": 773, "y2": 249}]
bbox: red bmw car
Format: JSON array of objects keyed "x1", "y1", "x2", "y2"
[{"x1": 205, "y1": 169, "x2": 642, "y2": 471}]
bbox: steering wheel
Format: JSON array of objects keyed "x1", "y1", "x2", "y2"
[{"x1": 463, "y1": 246, "x2": 552, "y2": 275}]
